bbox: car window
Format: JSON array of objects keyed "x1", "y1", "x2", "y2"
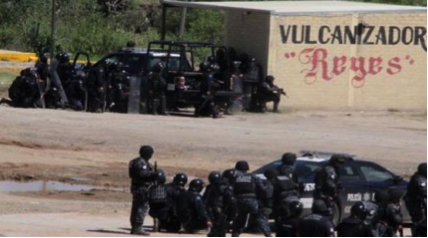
[
  {"x1": 358, "y1": 162, "x2": 394, "y2": 183},
  {"x1": 339, "y1": 164, "x2": 361, "y2": 182},
  {"x1": 295, "y1": 162, "x2": 322, "y2": 178},
  {"x1": 121, "y1": 55, "x2": 145, "y2": 74}
]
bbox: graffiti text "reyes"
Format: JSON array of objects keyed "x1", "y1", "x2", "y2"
[{"x1": 284, "y1": 48, "x2": 415, "y2": 88}]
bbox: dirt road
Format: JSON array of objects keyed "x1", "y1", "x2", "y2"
[{"x1": 0, "y1": 106, "x2": 425, "y2": 236}]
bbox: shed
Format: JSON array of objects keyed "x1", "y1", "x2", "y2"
[{"x1": 163, "y1": 1, "x2": 427, "y2": 110}]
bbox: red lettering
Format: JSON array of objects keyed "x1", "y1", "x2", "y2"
[
  {"x1": 387, "y1": 57, "x2": 402, "y2": 75},
  {"x1": 332, "y1": 56, "x2": 347, "y2": 76},
  {"x1": 300, "y1": 48, "x2": 332, "y2": 81},
  {"x1": 350, "y1": 57, "x2": 367, "y2": 82},
  {"x1": 368, "y1": 57, "x2": 383, "y2": 75}
]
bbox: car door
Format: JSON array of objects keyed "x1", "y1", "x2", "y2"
[{"x1": 337, "y1": 162, "x2": 366, "y2": 219}]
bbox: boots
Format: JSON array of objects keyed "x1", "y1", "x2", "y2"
[{"x1": 131, "y1": 224, "x2": 150, "y2": 236}]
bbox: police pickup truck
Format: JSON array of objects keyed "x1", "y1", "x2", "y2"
[{"x1": 253, "y1": 152, "x2": 411, "y2": 226}]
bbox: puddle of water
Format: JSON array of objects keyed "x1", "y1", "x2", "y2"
[{"x1": 0, "y1": 181, "x2": 94, "y2": 193}]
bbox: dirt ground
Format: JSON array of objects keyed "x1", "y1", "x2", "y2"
[{"x1": 0, "y1": 105, "x2": 425, "y2": 236}]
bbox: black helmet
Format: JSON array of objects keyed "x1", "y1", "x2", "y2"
[
  {"x1": 282, "y1": 153, "x2": 297, "y2": 166},
  {"x1": 207, "y1": 56, "x2": 215, "y2": 63},
  {"x1": 222, "y1": 169, "x2": 237, "y2": 184},
  {"x1": 152, "y1": 62, "x2": 164, "y2": 73},
  {"x1": 173, "y1": 173, "x2": 188, "y2": 187},
  {"x1": 329, "y1": 154, "x2": 347, "y2": 168},
  {"x1": 39, "y1": 54, "x2": 48, "y2": 63},
  {"x1": 265, "y1": 75, "x2": 275, "y2": 83},
  {"x1": 235, "y1": 161, "x2": 250, "y2": 172},
  {"x1": 189, "y1": 179, "x2": 204, "y2": 193},
  {"x1": 155, "y1": 170, "x2": 166, "y2": 184},
  {"x1": 351, "y1": 202, "x2": 367, "y2": 220},
  {"x1": 264, "y1": 169, "x2": 278, "y2": 180},
  {"x1": 374, "y1": 190, "x2": 389, "y2": 206},
  {"x1": 418, "y1": 163, "x2": 427, "y2": 177},
  {"x1": 388, "y1": 188, "x2": 404, "y2": 204},
  {"x1": 60, "y1": 53, "x2": 70, "y2": 63},
  {"x1": 288, "y1": 200, "x2": 304, "y2": 218},
  {"x1": 209, "y1": 171, "x2": 222, "y2": 184},
  {"x1": 139, "y1": 145, "x2": 154, "y2": 160},
  {"x1": 312, "y1": 199, "x2": 328, "y2": 215},
  {"x1": 199, "y1": 62, "x2": 209, "y2": 72}
]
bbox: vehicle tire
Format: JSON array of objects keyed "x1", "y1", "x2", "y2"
[{"x1": 333, "y1": 202, "x2": 341, "y2": 227}]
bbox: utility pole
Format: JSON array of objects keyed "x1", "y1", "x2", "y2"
[
  {"x1": 178, "y1": 0, "x2": 189, "y2": 41},
  {"x1": 50, "y1": 0, "x2": 56, "y2": 60}
]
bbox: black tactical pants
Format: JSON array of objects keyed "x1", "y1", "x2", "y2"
[
  {"x1": 232, "y1": 198, "x2": 271, "y2": 237},
  {"x1": 130, "y1": 188, "x2": 149, "y2": 230},
  {"x1": 149, "y1": 206, "x2": 180, "y2": 232},
  {"x1": 405, "y1": 198, "x2": 425, "y2": 236},
  {"x1": 208, "y1": 209, "x2": 228, "y2": 237}
]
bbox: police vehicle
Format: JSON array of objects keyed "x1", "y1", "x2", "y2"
[{"x1": 253, "y1": 151, "x2": 411, "y2": 226}]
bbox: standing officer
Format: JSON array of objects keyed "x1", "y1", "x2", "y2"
[
  {"x1": 129, "y1": 145, "x2": 157, "y2": 236},
  {"x1": 177, "y1": 179, "x2": 212, "y2": 233},
  {"x1": 405, "y1": 163, "x2": 427, "y2": 236},
  {"x1": 297, "y1": 200, "x2": 335, "y2": 237},
  {"x1": 314, "y1": 154, "x2": 347, "y2": 219},
  {"x1": 147, "y1": 62, "x2": 168, "y2": 115},
  {"x1": 232, "y1": 161, "x2": 272, "y2": 237},
  {"x1": 197, "y1": 62, "x2": 221, "y2": 118},
  {"x1": 337, "y1": 202, "x2": 374, "y2": 237},
  {"x1": 204, "y1": 171, "x2": 237, "y2": 237}
]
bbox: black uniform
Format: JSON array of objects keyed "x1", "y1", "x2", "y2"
[
  {"x1": 298, "y1": 213, "x2": 335, "y2": 237},
  {"x1": 205, "y1": 179, "x2": 237, "y2": 237},
  {"x1": 232, "y1": 168, "x2": 271, "y2": 237},
  {"x1": 259, "y1": 76, "x2": 284, "y2": 112},
  {"x1": 415, "y1": 219, "x2": 427, "y2": 237},
  {"x1": 148, "y1": 183, "x2": 180, "y2": 232},
  {"x1": 314, "y1": 155, "x2": 346, "y2": 218},
  {"x1": 405, "y1": 163, "x2": 427, "y2": 236},
  {"x1": 177, "y1": 183, "x2": 210, "y2": 233},
  {"x1": 275, "y1": 200, "x2": 303, "y2": 237},
  {"x1": 147, "y1": 63, "x2": 168, "y2": 115},
  {"x1": 4, "y1": 72, "x2": 40, "y2": 108},
  {"x1": 337, "y1": 216, "x2": 374, "y2": 237},
  {"x1": 65, "y1": 79, "x2": 86, "y2": 111},
  {"x1": 197, "y1": 63, "x2": 220, "y2": 118},
  {"x1": 385, "y1": 189, "x2": 404, "y2": 236},
  {"x1": 128, "y1": 146, "x2": 156, "y2": 235}
]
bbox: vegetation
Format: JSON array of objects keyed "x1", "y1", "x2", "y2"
[{"x1": 0, "y1": 0, "x2": 425, "y2": 57}]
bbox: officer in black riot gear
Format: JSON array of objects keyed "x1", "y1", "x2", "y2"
[
  {"x1": 148, "y1": 170, "x2": 180, "y2": 232},
  {"x1": 314, "y1": 154, "x2": 347, "y2": 219},
  {"x1": 57, "y1": 53, "x2": 72, "y2": 85},
  {"x1": 177, "y1": 179, "x2": 212, "y2": 233},
  {"x1": 35, "y1": 54, "x2": 50, "y2": 82},
  {"x1": 385, "y1": 189, "x2": 404, "y2": 236},
  {"x1": 259, "y1": 75, "x2": 286, "y2": 113},
  {"x1": 415, "y1": 219, "x2": 427, "y2": 237},
  {"x1": 223, "y1": 169, "x2": 238, "y2": 186},
  {"x1": 108, "y1": 62, "x2": 130, "y2": 113},
  {"x1": 405, "y1": 163, "x2": 427, "y2": 236},
  {"x1": 165, "y1": 172, "x2": 188, "y2": 229},
  {"x1": 362, "y1": 190, "x2": 391, "y2": 237},
  {"x1": 204, "y1": 171, "x2": 237, "y2": 237},
  {"x1": 147, "y1": 62, "x2": 168, "y2": 115},
  {"x1": 260, "y1": 170, "x2": 276, "y2": 218},
  {"x1": 129, "y1": 145, "x2": 157, "y2": 236},
  {"x1": 276, "y1": 200, "x2": 303, "y2": 237},
  {"x1": 277, "y1": 153, "x2": 298, "y2": 182},
  {"x1": 65, "y1": 73, "x2": 87, "y2": 111},
  {"x1": 197, "y1": 62, "x2": 221, "y2": 119},
  {"x1": 297, "y1": 199, "x2": 335, "y2": 237},
  {"x1": 232, "y1": 161, "x2": 272, "y2": 237},
  {"x1": 337, "y1": 202, "x2": 374, "y2": 237}
]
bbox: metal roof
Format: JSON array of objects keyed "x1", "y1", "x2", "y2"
[{"x1": 162, "y1": 0, "x2": 427, "y2": 15}]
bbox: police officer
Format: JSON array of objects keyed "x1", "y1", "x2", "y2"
[
  {"x1": 223, "y1": 169, "x2": 238, "y2": 186},
  {"x1": 231, "y1": 161, "x2": 272, "y2": 237},
  {"x1": 1, "y1": 69, "x2": 41, "y2": 108},
  {"x1": 259, "y1": 75, "x2": 285, "y2": 113},
  {"x1": 177, "y1": 179, "x2": 212, "y2": 233},
  {"x1": 414, "y1": 219, "x2": 427, "y2": 237},
  {"x1": 314, "y1": 154, "x2": 347, "y2": 219},
  {"x1": 148, "y1": 170, "x2": 180, "y2": 232},
  {"x1": 205, "y1": 171, "x2": 237, "y2": 237},
  {"x1": 337, "y1": 202, "x2": 374, "y2": 237},
  {"x1": 165, "y1": 172, "x2": 188, "y2": 229},
  {"x1": 50, "y1": 53, "x2": 68, "y2": 107},
  {"x1": 276, "y1": 200, "x2": 303, "y2": 237},
  {"x1": 405, "y1": 163, "x2": 427, "y2": 236},
  {"x1": 197, "y1": 62, "x2": 221, "y2": 119},
  {"x1": 385, "y1": 189, "x2": 404, "y2": 236},
  {"x1": 147, "y1": 62, "x2": 168, "y2": 115},
  {"x1": 277, "y1": 153, "x2": 298, "y2": 182},
  {"x1": 129, "y1": 145, "x2": 157, "y2": 235},
  {"x1": 297, "y1": 199, "x2": 335, "y2": 237},
  {"x1": 57, "y1": 53, "x2": 72, "y2": 85},
  {"x1": 65, "y1": 74, "x2": 86, "y2": 111},
  {"x1": 365, "y1": 190, "x2": 394, "y2": 237},
  {"x1": 35, "y1": 54, "x2": 50, "y2": 82},
  {"x1": 260, "y1": 170, "x2": 276, "y2": 218},
  {"x1": 108, "y1": 62, "x2": 130, "y2": 113}
]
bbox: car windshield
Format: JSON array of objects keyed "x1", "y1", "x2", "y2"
[
  {"x1": 147, "y1": 57, "x2": 191, "y2": 72},
  {"x1": 254, "y1": 160, "x2": 324, "y2": 179}
]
